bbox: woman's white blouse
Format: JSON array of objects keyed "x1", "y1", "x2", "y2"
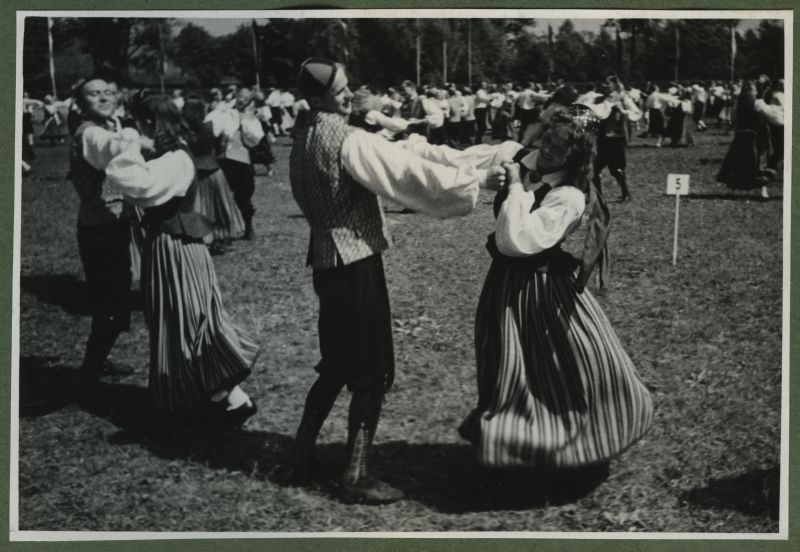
[
  {"x1": 106, "y1": 144, "x2": 195, "y2": 208},
  {"x1": 495, "y1": 182, "x2": 585, "y2": 257}
]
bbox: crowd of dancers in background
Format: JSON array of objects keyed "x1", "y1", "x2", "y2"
[
  {"x1": 19, "y1": 62, "x2": 784, "y2": 504},
  {"x1": 23, "y1": 73, "x2": 784, "y2": 202}
]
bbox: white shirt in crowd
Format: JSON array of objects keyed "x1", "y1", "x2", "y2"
[
  {"x1": 280, "y1": 91, "x2": 296, "y2": 108},
  {"x1": 421, "y1": 97, "x2": 444, "y2": 128},
  {"x1": 266, "y1": 90, "x2": 283, "y2": 108}
]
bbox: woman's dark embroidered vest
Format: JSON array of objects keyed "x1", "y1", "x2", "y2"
[
  {"x1": 142, "y1": 146, "x2": 214, "y2": 240},
  {"x1": 190, "y1": 121, "x2": 221, "y2": 173},
  {"x1": 487, "y1": 162, "x2": 610, "y2": 291},
  {"x1": 486, "y1": 182, "x2": 579, "y2": 276}
]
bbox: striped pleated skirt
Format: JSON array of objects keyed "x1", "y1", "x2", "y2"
[
  {"x1": 194, "y1": 168, "x2": 246, "y2": 242},
  {"x1": 142, "y1": 231, "x2": 260, "y2": 411},
  {"x1": 459, "y1": 261, "x2": 654, "y2": 468},
  {"x1": 129, "y1": 208, "x2": 145, "y2": 285}
]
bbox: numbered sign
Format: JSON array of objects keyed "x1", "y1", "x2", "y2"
[{"x1": 666, "y1": 174, "x2": 690, "y2": 196}]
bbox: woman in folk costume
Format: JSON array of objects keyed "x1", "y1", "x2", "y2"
[
  {"x1": 643, "y1": 84, "x2": 668, "y2": 147},
  {"x1": 182, "y1": 94, "x2": 246, "y2": 249},
  {"x1": 251, "y1": 92, "x2": 277, "y2": 175},
  {"x1": 105, "y1": 94, "x2": 259, "y2": 424},
  {"x1": 717, "y1": 79, "x2": 783, "y2": 199},
  {"x1": 458, "y1": 105, "x2": 654, "y2": 469},
  {"x1": 213, "y1": 88, "x2": 264, "y2": 240},
  {"x1": 664, "y1": 88, "x2": 695, "y2": 148},
  {"x1": 41, "y1": 94, "x2": 67, "y2": 145}
]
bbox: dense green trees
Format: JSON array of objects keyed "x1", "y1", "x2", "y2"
[{"x1": 23, "y1": 16, "x2": 785, "y2": 97}]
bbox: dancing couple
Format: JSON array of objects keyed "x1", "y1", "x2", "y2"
[{"x1": 286, "y1": 58, "x2": 654, "y2": 504}]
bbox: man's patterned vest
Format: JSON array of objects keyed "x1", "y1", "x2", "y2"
[
  {"x1": 69, "y1": 120, "x2": 131, "y2": 227},
  {"x1": 290, "y1": 111, "x2": 391, "y2": 269}
]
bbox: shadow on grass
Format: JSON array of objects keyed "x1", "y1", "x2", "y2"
[
  {"x1": 19, "y1": 355, "x2": 79, "y2": 418},
  {"x1": 88, "y1": 382, "x2": 606, "y2": 513},
  {"x1": 20, "y1": 274, "x2": 143, "y2": 315},
  {"x1": 681, "y1": 466, "x2": 780, "y2": 521}
]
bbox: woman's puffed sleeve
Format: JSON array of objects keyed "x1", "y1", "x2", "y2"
[
  {"x1": 495, "y1": 185, "x2": 585, "y2": 257},
  {"x1": 105, "y1": 147, "x2": 195, "y2": 208},
  {"x1": 82, "y1": 126, "x2": 141, "y2": 170}
]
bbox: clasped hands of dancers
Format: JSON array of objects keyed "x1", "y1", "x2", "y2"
[{"x1": 71, "y1": 57, "x2": 653, "y2": 505}]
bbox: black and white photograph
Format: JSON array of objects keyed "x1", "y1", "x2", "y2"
[{"x1": 10, "y1": 7, "x2": 791, "y2": 539}]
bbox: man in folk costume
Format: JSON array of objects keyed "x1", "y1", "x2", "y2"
[
  {"x1": 69, "y1": 77, "x2": 139, "y2": 403},
  {"x1": 587, "y1": 76, "x2": 641, "y2": 203},
  {"x1": 287, "y1": 57, "x2": 503, "y2": 504}
]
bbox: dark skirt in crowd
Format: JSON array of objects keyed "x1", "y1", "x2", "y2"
[
  {"x1": 194, "y1": 168, "x2": 246, "y2": 242},
  {"x1": 666, "y1": 109, "x2": 693, "y2": 147},
  {"x1": 769, "y1": 123, "x2": 784, "y2": 169},
  {"x1": 459, "y1": 262, "x2": 654, "y2": 468},
  {"x1": 251, "y1": 122, "x2": 276, "y2": 167},
  {"x1": 41, "y1": 114, "x2": 65, "y2": 142},
  {"x1": 142, "y1": 232, "x2": 259, "y2": 411},
  {"x1": 22, "y1": 112, "x2": 34, "y2": 135},
  {"x1": 647, "y1": 108, "x2": 665, "y2": 137},
  {"x1": 692, "y1": 100, "x2": 706, "y2": 125},
  {"x1": 717, "y1": 129, "x2": 776, "y2": 189},
  {"x1": 490, "y1": 108, "x2": 513, "y2": 142}
]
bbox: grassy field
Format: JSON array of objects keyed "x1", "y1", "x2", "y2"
[{"x1": 16, "y1": 124, "x2": 783, "y2": 533}]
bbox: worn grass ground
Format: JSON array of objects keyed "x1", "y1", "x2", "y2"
[{"x1": 16, "y1": 124, "x2": 782, "y2": 532}]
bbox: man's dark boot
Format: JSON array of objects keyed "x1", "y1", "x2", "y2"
[
  {"x1": 338, "y1": 389, "x2": 404, "y2": 505},
  {"x1": 286, "y1": 371, "x2": 345, "y2": 485},
  {"x1": 287, "y1": 407, "x2": 328, "y2": 486},
  {"x1": 243, "y1": 216, "x2": 254, "y2": 240},
  {"x1": 340, "y1": 423, "x2": 404, "y2": 504}
]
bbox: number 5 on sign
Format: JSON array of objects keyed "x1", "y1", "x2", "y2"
[{"x1": 666, "y1": 174, "x2": 690, "y2": 265}]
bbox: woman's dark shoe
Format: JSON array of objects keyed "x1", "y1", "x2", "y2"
[{"x1": 213, "y1": 399, "x2": 257, "y2": 429}]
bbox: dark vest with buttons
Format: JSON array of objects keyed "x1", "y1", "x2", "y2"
[
  {"x1": 289, "y1": 111, "x2": 391, "y2": 269},
  {"x1": 142, "y1": 145, "x2": 214, "y2": 240}
]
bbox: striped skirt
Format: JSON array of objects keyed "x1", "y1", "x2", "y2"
[
  {"x1": 194, "y1": 168, "x2": 246, "y2": 242},
  {"x1": 459, "y1": 261, "x2": 654, "y2": 468},
  {"x1": 129, "y1": 208, "x2": 145, "y2": 285},
  {"x1": 142, "y1": 232, "x2": 260, "y2": 411}
]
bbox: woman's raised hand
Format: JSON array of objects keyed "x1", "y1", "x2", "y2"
[{"x1": 486, "y1": 165, "x2": 507, "y2": 191}]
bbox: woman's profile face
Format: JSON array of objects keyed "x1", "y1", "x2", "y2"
[{"x1": 537, "y1": 123, "x2": 572, "y2": 172}]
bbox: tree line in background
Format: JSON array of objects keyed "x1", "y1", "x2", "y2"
[{"x1": 23, "y1": 17, "x2": 784, "y2": 97}]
